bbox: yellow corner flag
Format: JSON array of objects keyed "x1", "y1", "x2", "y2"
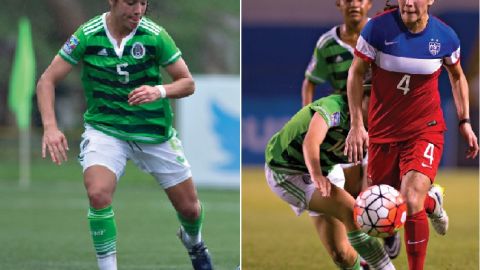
[{"x1": 8, "y1": 17, "x2": 36, "y2": 130}]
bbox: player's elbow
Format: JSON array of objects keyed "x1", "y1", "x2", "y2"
[
  {"x1": 185, "y1": 77, "x2": 195, "y2": 96},
  {"x1": 36, "y1": 73, "x2": 54, "y2": 94}
]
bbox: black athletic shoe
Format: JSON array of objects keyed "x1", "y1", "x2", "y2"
[
  {"x1": 177, "y1": 227, "x2": 213, "y2": 270},
  {"x1": 383, "y1": 231, "x2": 401, "y2": 259}
]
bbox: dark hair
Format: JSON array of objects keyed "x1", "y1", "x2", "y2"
[
  {"x1": 384, "y1": 0, "x2": 399, "y2": 11},
  {"x1": 110, "y1": 0, "x2": 150, "y2": 15}
]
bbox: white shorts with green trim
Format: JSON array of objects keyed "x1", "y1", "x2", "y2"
[
  {"x1": 78, "y1": 124, "x2": 192, "y2": 189},
  {"x1": 265, "y1": 164, "x2": 345, "y2": 216}
]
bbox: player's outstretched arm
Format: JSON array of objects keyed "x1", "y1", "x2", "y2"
[
  {"x1": 36, "y1": 55, "x2": 73, "y2": 165},
  {"x1": 301, "y1": 79, "x2": 316, "y2": 107},
  {"x1": 128, "y1": 57, "x2": 194, "y2": 105},
  {"x1": 303, "y1": 113, "x2": 331, "y2": 197},
  {"x1": 445, "y1": 62, "x2": 479, "y2": 159},
  {"x1": 344, "y1": 56, "x2": 369, "y2": 164}
]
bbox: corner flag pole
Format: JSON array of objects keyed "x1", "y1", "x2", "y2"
[{"x1": 8, "y1": 17, "x2": 36, "y2": 188}]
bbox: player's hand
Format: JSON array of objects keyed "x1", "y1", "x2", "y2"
[
  {"x1": 42, "y1": 128, "x2": 69, "y2": 165},
  {"x1": 459, "y1": 123, "x2": 479, "y2": 159},
  {"x1": 128, "y1": 85, "x2": 161, "y2": 105},
  {"x1": 344, "y1": 126, "x2": 368, "y2": 165},
  {"x1": 312, "y1": 175, "x2": 332, "y2": 197}
]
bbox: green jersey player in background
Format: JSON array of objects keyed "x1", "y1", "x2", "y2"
[
  {"x1": 36, "y1": 1, "x2": 213, "y2": 269},
  {"x1": 265, "y1": 84, "x2": 396, "y2": 270},
  {"x1": 300, "y1": 0, "x2": 401, "y2": 261}
]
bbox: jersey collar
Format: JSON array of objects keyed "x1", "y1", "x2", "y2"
[{"x1": 102, "y1": 12, "x2": 140, "y2": 58}]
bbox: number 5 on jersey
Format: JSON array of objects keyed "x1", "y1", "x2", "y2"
[
  {"x1": 117, "y1": 63, "x2": 129, "y2": 84},
  {"x1": 397, "y1": 74, "x2": 411, "y2": 95}
]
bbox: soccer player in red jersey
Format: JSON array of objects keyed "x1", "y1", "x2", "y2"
[{"x1": 344, "y1": 0, "x2": 479, "y2": 269}]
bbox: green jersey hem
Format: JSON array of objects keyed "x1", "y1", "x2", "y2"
[{"x1": 87, "y1": 122, "x2": 174, "y2": 144}]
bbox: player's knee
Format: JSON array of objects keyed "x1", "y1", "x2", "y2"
[
  {"x1": 403, "y1": 189, "x2": 424, "y2": 212},
  {"x1": 338, "y1": 209, "x2": 356, "y2": 231},
  {"x1": 177, "y1": 202, "x2": 201, "y2": 220},
  {"x1": 87, "y1": 189, "x2": 112, "y2": 209}
]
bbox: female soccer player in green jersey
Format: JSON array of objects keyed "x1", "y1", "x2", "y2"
[
  {"x1": 36, "y1": 1, "x2": 212, "y2": 269},
  {"x1": 265, "y1": 83, "x2": 396, "y2": 270}
]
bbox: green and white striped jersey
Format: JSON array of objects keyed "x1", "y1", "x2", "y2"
[
  {"x1": 305, "y1": 26, "x2": 354, "y2": 93},
  {"x1": 265, "y1": 94, "x2": 351, "y2": 175},
  {"x1": 58, "y1": 13, "x2": 181, "y2": 143}
]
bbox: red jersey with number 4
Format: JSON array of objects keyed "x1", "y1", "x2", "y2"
[{"x1": 355, "y1": 9, "x2": 460, "y2": 143}]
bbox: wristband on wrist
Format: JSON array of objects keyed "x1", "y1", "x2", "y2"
[
  {"x1": 459, "y1": 118, "x2": 470, "y2": 127},
  {"x1": 155, "y1": 85, "x2": 167, "y2": 99}
]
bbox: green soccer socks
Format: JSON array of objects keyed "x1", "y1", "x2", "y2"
[
  {"x1": 177, "y1": 202, "x2": 205, "y2": 246},
  {"x1": 88, "y1": 205, "x2": 117, "y2": 258},
  {"x1": 347, "y1": 230, "x2": 395, "y2": 270}
]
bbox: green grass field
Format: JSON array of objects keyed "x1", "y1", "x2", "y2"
[
  {"x1": 0, "y1": 159, "x2": 239, "y2": 270},
  {"x1": 242, "y1": 167, "x2": 479, "y2": 270}
]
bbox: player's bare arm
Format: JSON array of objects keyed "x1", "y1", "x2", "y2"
[
  {"x1": 36, "y1": 55, "x2": 73, "y2": 165},
  {"x1": 445, "y1": 62, "x2": 479, "y2": 158},
  {"x1": 301, "y1": 79, "x2": 316, "y2": 107},
  {"x1": 344, "y1": 56, "x2": 369, "y2": 164},
  {"x1": 303, "y1": 113, "x2": 331, "y2": 197},
  {"x1": 128, "y1": 57, "x2": 194, "y2": 105}
]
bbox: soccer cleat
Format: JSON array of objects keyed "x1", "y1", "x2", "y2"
[
  {"x1": 177, "y1": 227, "x2": 213, "y2": 270},
  {"x1": 427, "y1": 184, "x2": 449, "y2": 235},
  {"x1": 382, "y1": 231, "x2": 401, "y2": 259}
]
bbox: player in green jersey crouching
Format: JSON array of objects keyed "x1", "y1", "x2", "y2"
[
  {"x1": 265, "y1": 82, "x2": 395, "y2": 270},
  {"x1": 36, "y1": 1, "x2": 213, "y2": 269}
]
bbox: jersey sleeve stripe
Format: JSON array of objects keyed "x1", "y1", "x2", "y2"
[
  {"x1": 316, "y1": 31, "x2": 334, "y2": 50},
  {"x1": 59, "y1": 50, "x2": 78, "y2": 65},
  {"x1": 311, "y1": 106, "x2": 332, "y2": 128},
  {"x1": 443, "y1": 46, "x2": 461, "y2": 66},
  {"x1": 83, "y1": 20, "x2": 103, "y2": 32},
  {"x1": 83, "y1": 17, "x2": 102, "y2": 29},
  {"x1": 161, "y1": 51, "x2": 181, "y2": 66},
  {"x1": 355, "y1": 35, "x2": 376, "y2": 61},
  {"x1": 140, "y1": 23, "x2": 160, "y2": 35},
  {"x1": 141, "y1": 19, "x2": 162, "y2": 32},
  {"x1": 84, "y1": 25, "x2": 103, "y2": 35},
  {"x1": 354, "y1": 49, "x2": 374, "y2": 63},
  {"x1": 375, "y1": 51, "x2": 442, "y2": 74},
  {"x1": 305, "y1": 72, "x2": 326, "y2": 84}
]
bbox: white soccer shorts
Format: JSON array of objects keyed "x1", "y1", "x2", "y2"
[
  {"x1": 265, "y1": 164, "x2": 345, "y2": 216},
  {"x1": 78, "y1": 124, "x2": 192, "y2": 189}
]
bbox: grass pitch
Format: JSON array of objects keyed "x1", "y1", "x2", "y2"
[
  {"x1": 0, "y1": 159, "x2": 239, "y2": 270},
  {"x1": 242, "y1": 167, "x2": 479, "y2": 270}
]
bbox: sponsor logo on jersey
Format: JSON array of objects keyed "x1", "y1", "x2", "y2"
[
  {"x1": 428, "y1": 39, "x2": 441, "y2": 56},
  {"x1": 62, "y1": 35, "x2": 79, "y2": 55},
  {"x1": 131, "y1": 42, "x2": 145, "y2": 59},
  {"x1": 384, "y1": 40, "x2": 398, "y2": 46},
  {"x1": 330, "y1": 112, "x2": 340, "y2": 127}
]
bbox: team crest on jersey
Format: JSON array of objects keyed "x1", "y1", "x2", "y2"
[
  {"x1": 428, "y1": 39, "x2": 441, "y2": 56},
  {"x1": 330, "y1": 112, "x2": 341, "y2": 127},
  {"x1": 131, "y1": 42, "x2": 145, "y2": 59},
  {"x1": 62, "y1": 35, "x2": 79, "y2": 55}
]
